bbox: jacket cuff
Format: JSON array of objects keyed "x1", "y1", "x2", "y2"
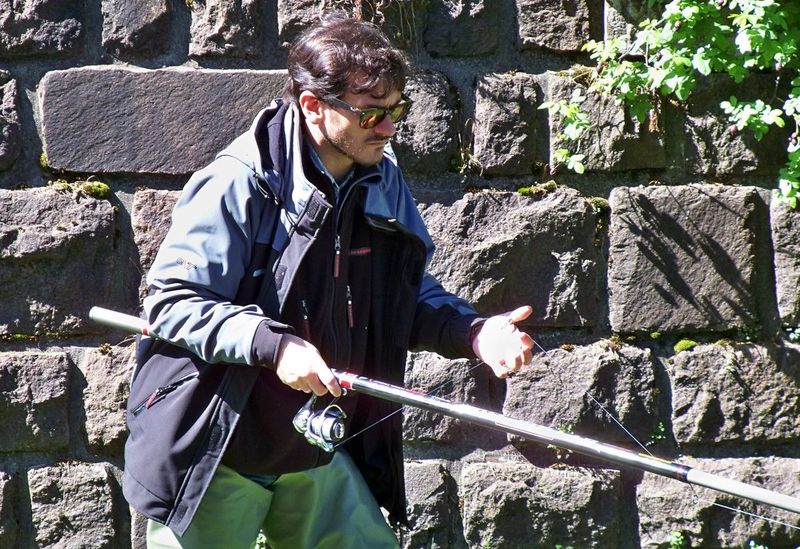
[
  {"x1": 446, "y1": 314, "x2": 486, "y2": 359},
  {"x1": 250, "y1": 320, "x2": 292, "y2": 370}
]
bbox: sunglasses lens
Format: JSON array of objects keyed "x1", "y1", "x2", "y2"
[
  {"x1": 359, "y1": 110, "x2": 383, "y2": 129},
  {"x1": 389, "y1": 102, "x2": 410, "y2": 123},
  {"x1": 356, "y1": 100, "x2": 412, "y2": 129}
]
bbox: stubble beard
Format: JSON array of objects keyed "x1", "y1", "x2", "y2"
[{"x1": 320, "y1": 124, "x2": 385, "y2": 168}]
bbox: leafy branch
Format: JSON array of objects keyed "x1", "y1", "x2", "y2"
[{"x1": 552, "y1": 0, "x2": 800, "y2": 208}]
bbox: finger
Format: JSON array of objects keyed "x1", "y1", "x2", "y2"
[
  {"x1": 522, "y1": 348, "x2": 533, "y2": 365},
  {"x1": 316, "y1": 365, "x2": 342, "y2": 398},
  {"x1": 506, "y1": 305, "x2": 533, "y2": 324},
  {"x1": 306, "y1": 374, "x2": 328, "y2": 396}
]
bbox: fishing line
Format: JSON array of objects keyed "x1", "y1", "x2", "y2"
[
  {"x1": 334, "y1": 358, "x2": 488, "y2": 449},
  {"x1": 533, "y1": 337, "x2": 800, "y2": 533}
]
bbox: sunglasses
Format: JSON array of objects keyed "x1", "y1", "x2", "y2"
[{"x1": 325, "y1": 94, "x2": 413, "y2": 129}]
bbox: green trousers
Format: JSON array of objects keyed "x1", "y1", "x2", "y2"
[{"x1": 146, "y1": 451, "x2": 400, "y2": 549}]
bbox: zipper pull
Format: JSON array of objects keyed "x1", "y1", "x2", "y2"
[
  {"x1": 334, "y1": 235, "x2": 341, "y2": 278},
  {"x1": 346, "y1": 285, "x2": 354, "y2": 329},
  {"x1": 302, "y1": 299, "x2": 311, "y2": 340}
]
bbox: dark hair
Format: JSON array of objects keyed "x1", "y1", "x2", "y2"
[{"x1": 282, "y1": 15, "x2": 409, "y2": 102}]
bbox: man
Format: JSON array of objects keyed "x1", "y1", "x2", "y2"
[{"x1": 127, "y1": 14, "x2": 534, "y2": 548}]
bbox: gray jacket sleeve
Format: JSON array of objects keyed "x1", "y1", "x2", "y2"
[{"x1": 143, "y1": 157, "x2": 289, "y2": 368}]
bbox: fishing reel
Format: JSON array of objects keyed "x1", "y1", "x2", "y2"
[{"x1": 292, "y1": 394, "x2": 348, "y2": 453}]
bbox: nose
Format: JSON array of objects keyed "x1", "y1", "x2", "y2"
[{"x1": 373, "y1": 115, "x2": 396, "y2": 138}]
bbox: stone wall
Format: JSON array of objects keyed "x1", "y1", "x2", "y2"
[{"x1": 1, "y1": 1, "x2": 798, "y2": 547}]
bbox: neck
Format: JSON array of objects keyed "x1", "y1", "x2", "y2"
[{"x1": 304, "y1": 120, "x2": 353, "y2": 181}]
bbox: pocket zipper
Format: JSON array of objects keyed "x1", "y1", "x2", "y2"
[{"x1": 131, "y1": 373, "x2": 199, "y2": 416}]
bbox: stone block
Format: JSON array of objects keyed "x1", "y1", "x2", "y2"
[
  {"x1": 669, "y1": 342, "x2": 800, "y2": 446},
  {"x1": 0, "y1": 352, "x2": 70, "y2": 452},
  {"x1": 460, "y1": 462, "x2": 622, "y2": 547},
  {"x1": 504, "y1": 341, "x2": 659, "y2": 448},
  {"x1": 472, "y1": 72, "x2": 548, "y2": 176},
  {"x1": 80, "y1": 346, "x2": 135, "y2": 456},
  {"x1": 546, "y1": 72, "x2": 666, "y2": 172},
  {"x1": 420, "y1": 188, "x2": 602, "y2": 327},
  {"x1": 423, "y1": 0, "x2": 500, "y2": 57},
  {"x1": 365, "y1": 0, "x2": 427, "y2": 51},
  {"x1": 101, "y1": 0, "x2": 171, "y2": 57},
  {"x1": 39, "y1": 66, "x2": 287, "y2": 174},
  {"x1": 638, "y1": 457, "x2": 800, "y2": 548},
  {"x1": 680, "y1": 74, "x2": 790, "y2": 176},
  {"x1": 277, "y1": 0, "x2": 361, "y2": 47},
  {"x1": 403, "y1": 460, "x2": 463, "y2": 548},
  {"x1": 603, "y1": 0, "x2": 660, "y2": 24},
  {"x1": 608, "y1": 184, "x2": 763, "y2": 333},
  {"x1": 132, "y1": 189, "x2": 181, "y2": 299},
  {"x1": 403, "y1": 353, "x2": 506, "y2": 446},
  {"x1": 28, "y1": 462, "x2": 126, "y2": 548},
  {"x1": 0, "y1": 472, "x2": 18, "y2": 548},
  {"x1": 0, "y1": 187, "x2": 116, "y2": 335},
  {"x1": 516, "y1": 0, "x2": 594, "y2": 52},
  {"x1": 0, "y1": 72, "x2": 21, "y2": 171},
  {"x1": 771, "y1": 192, "x2": 800, "y2": 326},
  {"x1": 603, "y1": 2, "x2": 635, "y2": 46},
  {"x1": 189, "y1": 0, "x2": 260, "y2": 58},
  {"x1": 392, "y1": 70, "x2": 458, "y2": 174},
  {"x1": 0, "y1": 0, "x2": 83, "y2": 57}
]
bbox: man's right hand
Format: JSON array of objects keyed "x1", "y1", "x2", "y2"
[{"x1": 275, "y1": 334, "x2": 342, "y2": 397}]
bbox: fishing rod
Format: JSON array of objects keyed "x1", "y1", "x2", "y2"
[{"x1": 89, "y1": 306, "x2": 800, "y2": 516}]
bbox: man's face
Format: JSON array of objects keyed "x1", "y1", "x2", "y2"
[{"x1": 318, "y1": 86, "x2": 403, "y2": 169}]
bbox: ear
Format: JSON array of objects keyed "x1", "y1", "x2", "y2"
[{"x1": 298, "y1": 91, "x2": 324, "y2": 125}]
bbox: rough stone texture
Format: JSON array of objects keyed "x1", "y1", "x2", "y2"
[
  {"x1": 28, "y1": 462, "x2": 125, "y2": 548},
  {"x1": 0, "y1": 73, "x2": 21, "y2": 172},
  {"x1": 771, "y1": 192, "x2": 800, "y2": 326},
  {"x1": 638, "y1": 457, "x2": 800, "y2": 548},
  {"x1": 517, "y1": 0, "x2": 593, "y2": 52},
  {"x1": 0, "y1": 352, "x2": 70, "y2": 453},
  {"x1": 423, "y1": 0, "x2": 500, "y2": 57},
  {"x1": 603, "y1": 0, "x2": 660, "y2": 24},
  {"x1": 402, "y1": 460, "x2": 463, "y2": 549},
  {"x1": 189, "y1": 0, "x2": 260, "y2": 58},
  {"x1": 403, "y1": 353, "x2": 506, "y2": 446},
  {"x1": 365, "y1": 0, "x2": 427, "y2": 51},
  {"x1": 603, "y1": 2, "x2": 635, "y2": 46},
  {"x1": 277, "y1": 0, "x2": 361, "y2": 47},
  {"x1": 504, "y1": 341, "x2": 658, "y2": 447},
  {"x1": 392, "y1": 70, "x2": 459, "y2": 174},
  {"x1": 547, "y1": 72, "x2": 666, "y2": 172},
  {"x1": 132, "y1": 189, "x2": 181, "y2": 299},
  {"x1": 420, "y1": 188, "x2": 602, "y2": 326},
  {"x1": 681, "y1": 74, "x2": 790, "y2": 176},
  {"x1": 0, "y1": 472, "x2": 18, "y2": 547},
  {"x1": 460, "y1": 462, "x2": 623, "y2": 548},
  {"x1": 101, "y1": 0, "x2": 171, "y2": 57},
  {"x1": 472, "y1": 72, "x2": 548, "y2": 176},
  {"x1": 40, "y1": 66, "x2": 286, "y2": 174},
  {"x1": 0, "y1": 0, "x2": 83, "y2": 56},
  {"x1": 669, "y1": 342, "x2": 800, "y2": 446},
  {"x1": 608, "y1": 184, "x2": 763, "y2": 334},
  {"x1": 80, "y1": 346, "x2": 135, "y2": 456},
  {"x1": 0, "y1": 187, "x2": 116, "y2": 335}
]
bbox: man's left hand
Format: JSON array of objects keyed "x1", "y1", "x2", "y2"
[{"x1": 472, "y1": 305, "x2": 535, "y2": 379}]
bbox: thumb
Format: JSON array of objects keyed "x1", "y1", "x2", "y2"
[{"x1": 506, "y1": 305, "x2": 533, "y2": 324}]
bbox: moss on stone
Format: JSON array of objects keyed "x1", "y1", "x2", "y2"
[
  {"x1": 673, "y1": 339, "x2": 698, "y2": 353},
  {"x1": 78, "y1": 181, "x2": 111, "y2": 200}
]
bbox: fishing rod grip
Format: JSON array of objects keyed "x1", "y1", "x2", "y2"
[{"x1": 89, "y1": 306, "x2": 149, "y2": 335}]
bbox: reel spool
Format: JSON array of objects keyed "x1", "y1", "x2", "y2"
[{"x1": 292, "y1": 395, "x2": 348, "y2": 452}]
